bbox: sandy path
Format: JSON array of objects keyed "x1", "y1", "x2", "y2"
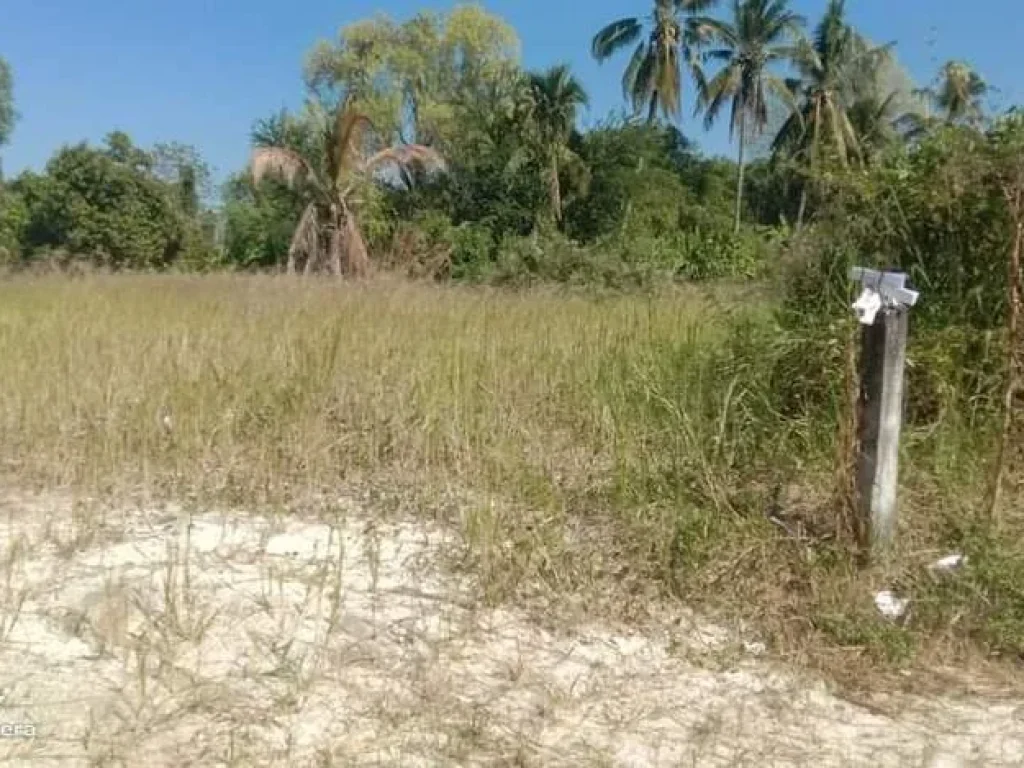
[{"x1": 0, "y1": 493, "x2": 1019, "y2": 767}]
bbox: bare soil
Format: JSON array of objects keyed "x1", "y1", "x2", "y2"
[{"x1": 0, "y1": 492, "x2": 1020, "y2": 767}]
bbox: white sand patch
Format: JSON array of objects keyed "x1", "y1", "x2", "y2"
[{"x1": 0, "y1": 491, "x2": 1019, "y2": 767}]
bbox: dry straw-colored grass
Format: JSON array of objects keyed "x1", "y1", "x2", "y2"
[
  {"x1": 0, "y1": 274, "x2": 715, "y2": 496},
  {"x1": 0, "y1": 273, "x2": 1020, "y2": 693}
]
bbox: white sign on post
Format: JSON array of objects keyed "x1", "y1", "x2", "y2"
[{"x1": 849, "y1": 267, "x2": 919, "y2": 325}]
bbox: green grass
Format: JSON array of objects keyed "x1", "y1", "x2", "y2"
[{"x1": 0, "y1": 273, "x2": 1019, "y2": 689}]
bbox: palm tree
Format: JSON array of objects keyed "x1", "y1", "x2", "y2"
[
  {"x1": 592, "y1": 0, "x2": 719, "y2": 123},
  {"x1": 524, "y1": 65, "x2": 590, "y2": 223},
  {"x1": 845, "y1": 91, "x2": 916, "y2": 163},
  {"x1": 928, "y1": 60, "x2": 988, "y2": 126},
  {"x1": 699, "y1": 0, "x2": 804, "y2": 233},
  {"x1": 771, "y1": 0, "x2": 891, "y2": 228},
  {"x1": 251, "y1": 99, "x2": 444, "y2": 276}
]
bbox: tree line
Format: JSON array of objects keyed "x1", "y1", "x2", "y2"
[{"x1": 0, "y1": 1, "x2": 1008, "y2": 287}]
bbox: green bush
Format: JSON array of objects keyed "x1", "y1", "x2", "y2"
[
  {"x1": 784, "y1": 119, "x2": 1024, "y2": 333},
  {"x1": 0, "y1": 186, "x2": 26, "y2": 264},
  {"x1": 14, "y1": 142, "x2": 185, "y2": 269}
]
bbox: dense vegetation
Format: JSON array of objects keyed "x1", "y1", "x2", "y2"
[
  {"x1": 0, "y1": 2, "x2": 1011, "y2": 293},
  {"x1": 0, "y1": 1, "x2": 1021, "y2": 679}
]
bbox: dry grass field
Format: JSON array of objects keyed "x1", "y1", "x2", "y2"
[{"x1": 0, "y1": 274, "x2": 1020, "y2": 766}]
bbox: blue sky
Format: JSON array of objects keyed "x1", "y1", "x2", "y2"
[{"x1": 1, "y1": 1, "x2": 1020, "y2": 186}]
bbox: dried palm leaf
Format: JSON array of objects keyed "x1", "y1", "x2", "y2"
[
  {"x1": 332, "y1": 103, "x2": 375, "y2": 183},
  {"x1": 251, "y1": 147, "x2": 316, "y2": 189},
  {"x1": 362, "y1": 144, "x2": 446, "y2": 175}
]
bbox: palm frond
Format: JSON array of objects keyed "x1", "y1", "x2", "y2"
[
  {"x1": 701, "y1": 63, "x2": 742, "y2": 133},
  {"x1": 676, "y1": 0, "x2": 720, "y2": 11},
  {"x1": 763, "y1": 74, "x2": 798, "y2": 114},
  {"x1": 771, "y1": 108, "x2": 806, "y2": 156},
  {"x1": 592, "y1": 18, "x2": 643, "y2": 61},
  {"x1": 704, "y1": 48, "x2": 736, "y2": 62},
  {"x1": 698, "y1": 17, "x2": 738, "y2": 47},
  {"x1": 815, "y1": 0, "x2": 847, "y2": 60},
  {"x1": 251, "y1": 147, "x2": 316, "y2": 190},
  {"x1": 825, "y1": 98, "x2": 861, "y2": 165},
  {"x1": 333, "y1": 103, "x2": 375, "y2": 181},
  {"x1": 362, "y1": 143, "x2": 446, "y2": 175},
  {"x1": 623, "y1": 42, "x2": 650, "y2": 101},
  {"x1": 790, "y1": 36, "x2": 822, "y2": 78},
  {"x1": 632, "y1": 50, "x2": 658, "y2": 116}
]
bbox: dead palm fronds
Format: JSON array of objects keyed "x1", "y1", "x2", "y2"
[{"x1": 250, "y1": 100, "x2": 444, "y2": 277}]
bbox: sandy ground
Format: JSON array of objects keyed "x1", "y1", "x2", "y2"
[{"x1": 0, "y1": 492, "x2": 1020, "y2": 767}]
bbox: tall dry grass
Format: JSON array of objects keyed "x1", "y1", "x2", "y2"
[
  {"x1": 0, "y1": 273, "x2": 1019, "y2": 688},
  {"x1": 0, "y1": 275, "x2": 720, "y2": 495}
]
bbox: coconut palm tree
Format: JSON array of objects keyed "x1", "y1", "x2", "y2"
[
  {"x1": 251, "y1": 98, "x2": 444, "y2": 276},
  {"x1": 524, "y1": 65, "x2": 590, "y2": 223},
  {"x1": 592, "y1": 0, "x2": 719, "y2": 123},
  {"x1": 698, "y1": 0, "x2": 804, "y2": 232},
  {"x1": 845, "y1": 91, "x2": 917, "y2": 163},
  {"x1": 771, "y1": 0, "x2": 891, "y2": 228},
  {"x1": 928, "y1": 60, "x2": 988, "y2": 126}
]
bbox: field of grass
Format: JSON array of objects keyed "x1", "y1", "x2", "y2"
[{"x1": 0, "y1": 273, "x2": 1020, "y2": 692}]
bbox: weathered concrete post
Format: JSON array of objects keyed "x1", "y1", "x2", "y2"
[{"x1": 849, "y1": 267, "x2": 920, "y2": 557}]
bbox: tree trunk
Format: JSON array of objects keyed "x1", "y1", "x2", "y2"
[
  {"x1": 550, "y1": 152, "x2": 562, "y2": 224},
  {"x1": 328, "y1": 226, "x2": 342, "y2": 277},
  {"x1": 797, "y1": 101, "x2": 824, "y2": 232},
  {"x1": 733, "y1": 108, "x2": 747, "y2": 235},
  {"x1": 341, "y1": 210, "x2": 370, "y2": 278},
  {"x1": 796, "y1": 183, "x2": 809, "y2": 231}
]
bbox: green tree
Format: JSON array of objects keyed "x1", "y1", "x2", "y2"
[
  {"x1": 523, "y1": 65, "x2": 589, "y2": 223},
  {"x1": 222, "y1": 111, "x2": 314, "y2": 268},
  {"x1": 250, "y1": 98, "x2": 444, "y2": 276},
  {"x1": 0, "y1": 56, "x2": 17, "y2": 176},
  {"x1": 304, "y1": 5, "x2": 520, "y2": 146},
  {"x1": 771, "y1": 0, "x2": 891, "y2": 227},
  {"x1": 222, "y1": 169, "x2": 306, "y2": 269},
  {"x1": 567, "y1": 119, "x2": 696, "y2": 240},
  {"x1": 0, "y1": 188, "x2": 25, "y2": 260},
  {"x1": 151, "y1": 142, "x2": 214, "y2": 216},
  {"x1": 104, "y1": 130, "x2": 154, "y2": 172},
  {"x1": 592, "y1": 0, "x2": 719, "y2": 123},
  {"x1": 12, "y1": 134, "x2": 185, "y2": 268},
  {"x1": 844, "y1": 91, "x2": 905, "y2": 163},
  {"x1": 390, "y1": 69, "x2": 547, "y2": 242},
  {"x1": 926, "y1": 60, "x2": 988, "y2": 126},
  {"x1": 698, "y1": 0, "x2": 804, "y2": 232}
]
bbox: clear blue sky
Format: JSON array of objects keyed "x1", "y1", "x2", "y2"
[{"x1": 1, "y1": 1, "x2": 1019, "y2": 187}]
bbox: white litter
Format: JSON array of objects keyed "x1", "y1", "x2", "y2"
[
  {"x1": 875, "y1": 589, "x2": 910, "y2": 620},
  {"x1": 852, "y1": 286, "x2": 884, "y2": 325},
  {"x1": 929, "y1": 554, "x2": 967, "y2": 574}
]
